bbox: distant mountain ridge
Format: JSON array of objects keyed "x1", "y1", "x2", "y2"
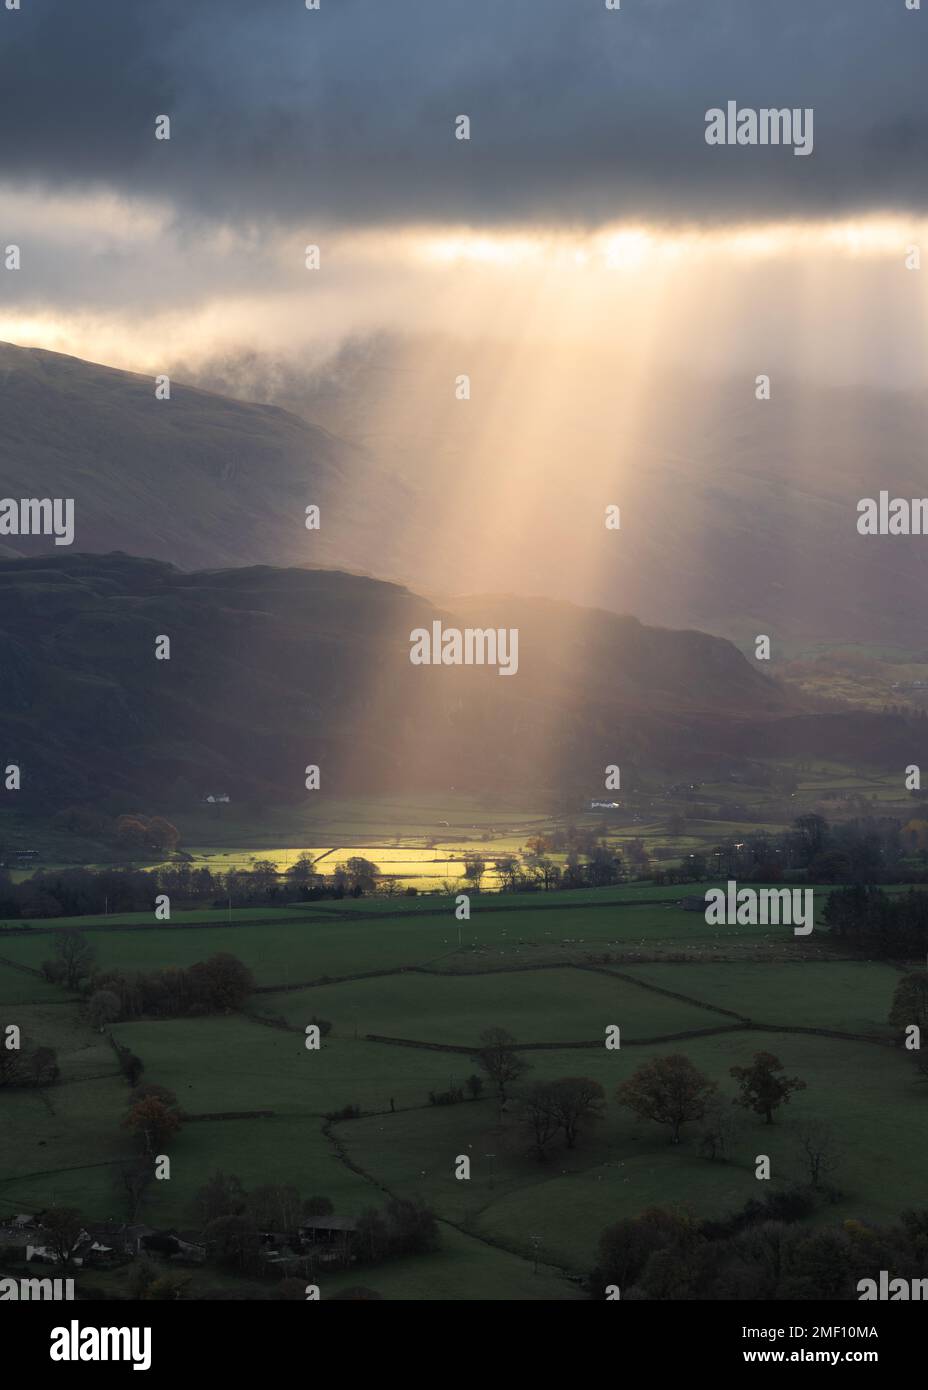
[
  {"x1": 0, "y1": 553, "x2": 921, "y2": 809},
  {"x1": 0, "y1": 340, "x2": 408, "y2": 578},
  {"x1": 5, "y1": 339, "x2": 928, "y2": 651}
]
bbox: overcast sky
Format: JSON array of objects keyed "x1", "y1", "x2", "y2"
[
  {"x1": 0, "y1": 1, "x2": 925, "y2": 387},
  {"x1": 1, "y1": 0, "x2": 925, "y2": 227}
]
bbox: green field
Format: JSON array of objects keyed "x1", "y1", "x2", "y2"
[
  {"x1": 0, "y1": 916, "x2": 461, "y2": 985},
  {"x1": 252, "y1": 968, "x2": 726, "y2": 1045},
  {"x1": 338, "y1": 1032, "x2": 926, "y2": 1271},
  {"x1": 0, "y1": 884, "x2": 839, "y2": 994},
  {"x1": 109, "y1": 1018, "x2": 460, "y2": 1115},
  {"x1": 620, "y1": 961, "x2": 902, "y2": 1034},
  {"x1": 3, "y1": 870, "x2": 927, "y2": 1300},
  {"x1": 0, "y1": 960, "x2": 76, "y2": 1004}
]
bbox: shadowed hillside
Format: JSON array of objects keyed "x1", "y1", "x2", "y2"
[
  {"x1": 0, "y1": 552, "x2": 923, "y2": 810},
  {"x1": 8, "y1": 341, "x2": 928, "y2": 655},
  {"x1": 186, "y1": 336, "x2": 928, "y2": 648},
  {"x1": 0, "y1": 341, "x2": 408, "y2": 577}
]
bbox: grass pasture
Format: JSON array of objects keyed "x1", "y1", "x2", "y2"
[
  {"x1": 2, "y1": 873, "x2": 926, "y2": 1299},
  {"x1": 110, "y1": 1017, "x2": 464, "y2": 1117},
  {"x1": 337, "y1": 1031, "x2": 926, "y2": 1271},
  {"x1": 620, "y1": 960, "x2": 902, "y2": 1035},
  {"x1": 0, "y1": 959, "x2": 74, "y2": 1004},
  {"x1": 3, "y1": 883, "x2": 815, "y2": 993},
  {"x1": 0, "y1": 915, "x2": 460, "y2": 986},
  {"x1": 253, "y1": 967, "x2": 726, "y2": 1046}
]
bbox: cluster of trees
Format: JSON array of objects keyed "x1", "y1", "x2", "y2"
[
  {"x1": 0, "y1": 866, "x2": 156, "y2": 920},
  {"x1": 354, "y1": 1198, "x2": 440, "y2": 1265},
  {"x1": 193, "y1": 1171, "x2": 438, "y2": 1275},
  {"x1": 194, "y1": 1174, "x2": 323, "y2": 1275},
  {"x1": 474, "y1": 1033, "x2": 811, "y2": 1162},
  {"x1": 474, "y1": 1027, "x2": 607, "y2": 1158},
  {"x1": 0, "y1": 1031, "x2": 59, "y2": 1088},
  {"x1": 618, "y1": 1053, "x2": 841, "y2": 1191},
  {"x1": 617, "y1": 1052, "x2": 807, "y2": 1145},
  {"x1": 695, "y1": 814, "x2": 915, "y2": 887},
  {"x1": 395, "y1": 810, "x2": 902, "y2": 895},
  {"x1": 428, "y1": 1074, "x2": 483, "y2": 1105},
  {"x1": 0, "y1": 864, "x2": 198, "y2": 920},
  {"x1": 52, "y1": 805, "x2": 180, "y2": 854},
  {"x1": 331, "y1": 858, "x2": 381, "y2": 894},
  {"x1": 22, "y1": 1179, "x2": 431, "y2": 1297},
  {"x1": 591, "y1": 1202, "x2": 928, "y2": 1300},
  {"x1": 165, "y1": 853, "x2": 382, "y2": 904},
  {"x1": 110, "y1": 815, "x2": 180, "y2": 854},
  {"x1": 0, "y1": 853, "x2": 384, "y2": 921},
  {"x1": 476, "y1": 835, "x2": 631, "y2": 896},
  {"x1": 480, "y1": 809, "x2": 920, "y2": 896},
  {"x1": 522, "y1": 1077, "x2": 607, "y2": 1157},
  {"x1": 87, "y1": 953, "x2": 255, "y2": 1022},
  {"x1": 825, "y1": 885, "x2": 928, "y2": 956},
  {"x1": 197, "y1": 1170, "x2": 309, "y2": 1225},
  {"x1": 493, "y1": 809, "x2": 922, "y2": 896},
  {"x1": 8, "y1": 804, "x2": 928, "y2": 926},
  {"x1": 38, "y1": 932, "x2": 254, "y2": 1021}
]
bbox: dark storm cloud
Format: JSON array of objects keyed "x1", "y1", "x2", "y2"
[{"x1": 0, "y1": 0, "x2": 925, "y2": 226}]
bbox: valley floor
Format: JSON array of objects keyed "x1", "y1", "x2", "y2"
[{"x1": 1, "y1": 883, "x2": 924, "y2": 1299}]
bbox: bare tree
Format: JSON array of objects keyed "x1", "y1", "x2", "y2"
[
  {"x1": 544, "y1": 1076, "x2": 606, "y2": 1148},
  {"x1": 117, "y1": 1158, "x2": 154, "y2": 1220},
  {"x1": 43, "y1": 1206, "x2": 85, "y2": 1266},
  {"x1": 535, "y1": 858, "x2": 561, "y2": 891},
  {"x1": 0, "y1": 1035, "x2": 59, "y2": 1089},
  {"x1": 522, "y1": 1082, "x2": 562, "y2": 1159},
  {"x1": 794, "y1": 1120, "x2": 843, "y2": 1190},
  {"x1": 494, "y1": 857, "x2": 520, "y2": 892},
  {"x1": 474, "y1": 1027, "x2": 530, "y2": 1108},
  {"x1": 53, "y1": 930, "x2": 96, "y2": 990},
  {"x1": 698, "y1": 1094, "x2": 742, "y2": 1161},
  {"x1": 463, "y1": 858, "x2": 486, "y2": 890}
]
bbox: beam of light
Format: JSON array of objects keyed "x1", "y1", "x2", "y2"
[
  {"x1": 3, "y1": 194, "x2": 928, "y2": 799},
  {"x1": 2, "y1": 181, "x2": 926, "y2": 379}
]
